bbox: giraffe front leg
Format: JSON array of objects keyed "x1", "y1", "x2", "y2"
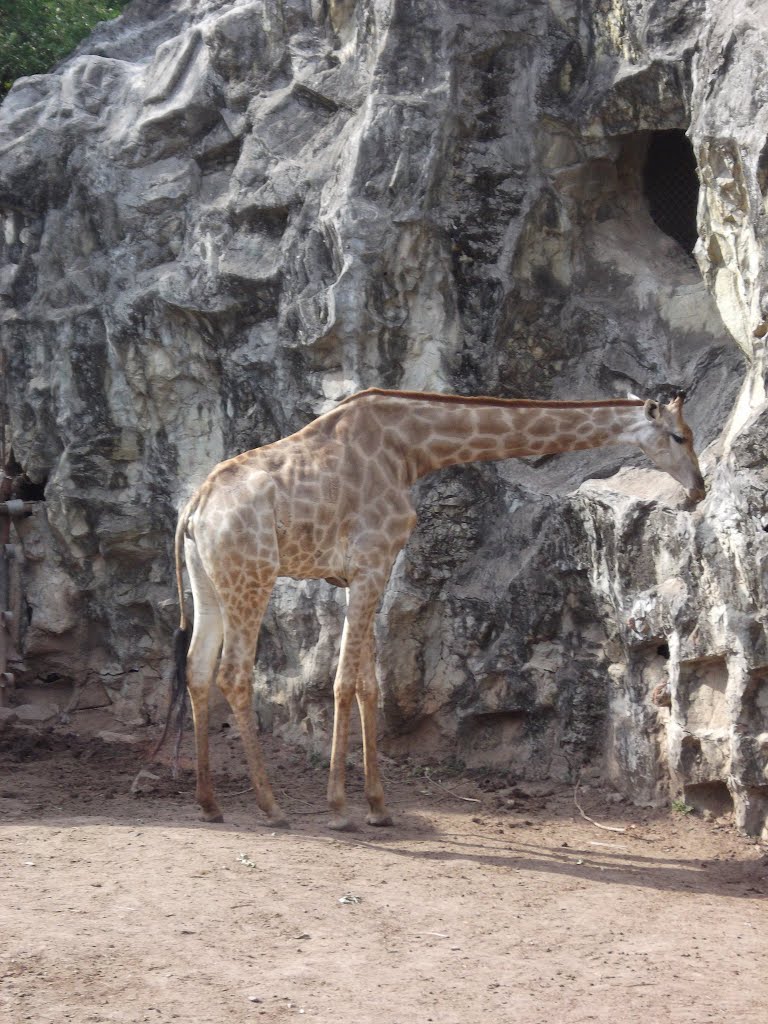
[
  {"x1": 327, "y1": 669, "x2": 355, "y2": 831},
  {"x1": 327, "y1": 578, "x2": 386, "y2": 830},
  {"x1": 356, "y1": 648, "x2": 392, "y2": 827},
  {"x1": 357, "y1": 694, "x2": 393, "y2": 826}
]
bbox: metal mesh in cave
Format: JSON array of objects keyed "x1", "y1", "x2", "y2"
[{"x1": 642, "y1": 130, "x2": 699, "y2": 255}]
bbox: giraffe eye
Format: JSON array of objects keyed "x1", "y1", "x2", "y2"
[{"x1": 670, "y1": 433, "x2": 686, "y2": 444}]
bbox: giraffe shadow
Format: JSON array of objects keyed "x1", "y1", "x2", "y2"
[
  {"x1": 1, "y1": 727, "x2": 765, "y2": 903},
  {"x1": 296, "y1": 822, "x2": 767, "y2": 902}
]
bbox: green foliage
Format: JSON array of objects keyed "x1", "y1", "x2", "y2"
[
  {"x1": 671, "y1": 797, "x2": 695, "y2": 815},
  {"x1": 0, "y1": 0, "x2": 126, "y2": 97},
  {"x1": 307, "y1": 750, "x2": 329, "y2": 770}
]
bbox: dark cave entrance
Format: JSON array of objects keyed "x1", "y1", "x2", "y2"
[
  {"x1": 642, "y1": 129, "x2": 700, "y2": 255},
  {"x1": 2, "y1": 449, "x2": 46, "y2": 501}
]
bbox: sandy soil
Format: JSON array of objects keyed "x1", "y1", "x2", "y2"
[{"x1": 1, "y1": 712, "x2": 767, "y2": 1024}]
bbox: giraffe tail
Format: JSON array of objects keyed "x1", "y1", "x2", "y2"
[
  {"x1": 150, "y1": 506, "x2": 193, "y2": 772},
  {"x1": 149, "y1": 626, "x2": 191, "y2": 772}
]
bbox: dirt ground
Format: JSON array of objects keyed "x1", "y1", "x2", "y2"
[{"x1": 1, "y1": 708, "x2": 767, "y2": 1024}]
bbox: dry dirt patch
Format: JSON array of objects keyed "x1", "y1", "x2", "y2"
[{"x1": 1, "y1": 722, "x2": 767, "y2": 1024}]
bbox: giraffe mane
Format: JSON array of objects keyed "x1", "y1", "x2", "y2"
[{"x1": 337, "y1": 388, "x2": 645, "y2": 409}]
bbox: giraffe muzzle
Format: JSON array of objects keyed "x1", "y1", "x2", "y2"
[{"x1": 686, "y1": 473, "x2": 706, "y2": 503}]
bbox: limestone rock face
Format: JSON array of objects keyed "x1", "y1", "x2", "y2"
[{"x1": 0, "y1": 1, "x2": 766, "y2": 832}]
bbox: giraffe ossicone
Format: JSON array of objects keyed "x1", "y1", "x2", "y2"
[{"x1": 155, "y1": 388, "x2": 705, "y2": 829}]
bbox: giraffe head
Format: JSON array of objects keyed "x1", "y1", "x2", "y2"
[{"x1": 636, "y1": 391, "x2": 706, "y2": 501}]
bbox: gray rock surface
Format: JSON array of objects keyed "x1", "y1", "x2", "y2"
[{"x1": 0, "y1": 0, "x2": 766, "y2": 833}]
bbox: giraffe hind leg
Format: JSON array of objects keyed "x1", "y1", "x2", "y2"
[
  {"x1": 184, "y1": 540, "x2": 226, "y2": 822},
  {"x1": 216, "y1": 584, "x2": 289, "y2": 828}
]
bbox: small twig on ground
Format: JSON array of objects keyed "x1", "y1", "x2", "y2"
[
  {"x1": 573, "y1": 775, "x2": 626, "y2": 834},
  {"x1": 221, "y1": 785, "x2": 253, "y2": 797},
  {"x1": 424, "y1": 770, "x2": 482, "y2": 805},
  {"x1": 277, "y1": 788, "x2": 321, "y2": 809},
  {"x1": 221, "y1": 784, "x2": 328, "y2": 815}
]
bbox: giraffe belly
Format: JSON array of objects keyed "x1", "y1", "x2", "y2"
[{"x1": 276, "y1": 530, "x2": 348, "y2": 582}]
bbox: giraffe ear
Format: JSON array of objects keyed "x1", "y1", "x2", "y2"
[
  {"x1": 644, "y1": 399, "x2": 660, "y2": 421},
  {"x1": 626, "y1": 391, "x2": 641, "y2": 401}
]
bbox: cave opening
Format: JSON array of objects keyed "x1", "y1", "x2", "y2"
[
  {"x1": 2, "y1": 449, "x2": 46, "y2": 502},
  {"x1": 642, "y1": 129, "x2": 700, "y2": 255},
  {"x1": 757, "y1": 139, "x2": 768, "y2": 199},
  {"x1": 683, "y1": 780, "x2": 734, "y2": 817}
]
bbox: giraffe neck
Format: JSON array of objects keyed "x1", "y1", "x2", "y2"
[{"x1": 340, "y1": 390, "x2": 647, "y2": 483}]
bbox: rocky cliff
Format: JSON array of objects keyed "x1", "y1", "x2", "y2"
[{"x1": 0, "y1": 0, "x2": 766, "y2": 834}]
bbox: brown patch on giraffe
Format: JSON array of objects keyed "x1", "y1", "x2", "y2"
[
  {"x1": 211, "y1": 461, "x2": 245, "y2": 487},
  {"x1": 293, "y1": 501, "x2": 317, "y2": 524},
  {"x1": 356, "y1": 420, "x2": 382, "y2": 457},
  {"x1": 474, "y1": 434, "x2": 505, "y2": 453},
  {"x1": 455, "y1": 445, "x2": 480, "y2": 462},
  {"x1": 364, "y1": 461, "x2": 397, "y2": 496},
  {"x1": 524, "y1": 438, "x2": 551, "y2": 452},
  {"x1": 574, "y1": 420, "x2": 601, "y2": 438},
  {"x1": 547, "y1": 432, "x2": 580, "y2": 448},
  {"x1": 525, "y1": 416, "x2": 558, "y2": 438},
  {"x1": 320, "y1": 474, "x2": 340, "y2": 504},
  {"x1": 342, "y1": 447, "x2": 366, "y2": 484}
]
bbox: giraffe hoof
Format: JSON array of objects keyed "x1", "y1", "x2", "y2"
[
  {"x1": 267, "y1": 814, "x2": 290, "y2": 829},
  {"x1": 200, "y1": 809, "x2": 224, "y2": 824},
  {"x1": 366, "y1": 812, "x2": 394, "y2": 827},
  {"x1": 327, "y1": 815, "x2": 358, "y2": 832}
]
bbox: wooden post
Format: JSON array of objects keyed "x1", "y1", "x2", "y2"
[
  {"x1": 0, "y1": 500, "x2": 32, "y2": 706},
  {"x1": 0, "y1": 511, "x2": 10, "y2": 707}
]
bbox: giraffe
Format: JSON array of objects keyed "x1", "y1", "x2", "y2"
[{"x1": 158, "y1": 388, "x2": 705, "y2": 830}]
